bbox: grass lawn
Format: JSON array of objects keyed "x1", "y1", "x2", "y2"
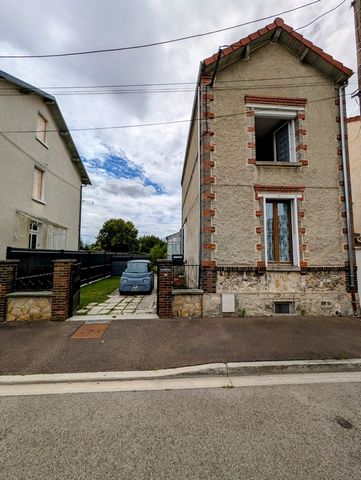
[{"x1": 78, "y1": 276, "x2": 120, "y2": 311}]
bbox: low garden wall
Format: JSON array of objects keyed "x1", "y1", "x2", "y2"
[
  {"x1": 6, "y1": 291, "x2": 52, "y2": 321},
  {"x1": 172, "y1": 289, "x2": 203, "y2": 317}
]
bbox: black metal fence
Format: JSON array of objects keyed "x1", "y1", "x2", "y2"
[
  {"x1": 6, "y1": 247, "x2": 151, "y2": 289},
  {"x1": 172, "y1": 264, "x2": 200, "y2": 289},
  {"x1": 14, "y1": 264, "x2": 54, "y2": 291}
]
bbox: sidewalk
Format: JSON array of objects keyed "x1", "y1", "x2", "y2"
[{"x1": 1, "y1": 315, "x2": 361, "y2": 375}]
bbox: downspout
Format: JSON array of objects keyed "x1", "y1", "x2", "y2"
[
  {"x1": 78, "y1": 185, "x2": 83, "y2": 250},
  {"x1": 339, "y1": 84, "x2": 357, "y2": 312},
  {"x1": 197, "y1": 80, "x2": 202, "y2": 271}
]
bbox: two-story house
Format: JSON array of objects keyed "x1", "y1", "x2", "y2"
[
  {"x1": 182, "y1": 18, "x2": 356, "y2": 316},
  {"x1": 0, "y1": 70, "x2": 90, "y2": 258}
]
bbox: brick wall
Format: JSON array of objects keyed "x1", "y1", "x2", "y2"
[
  {"x1": 51, "y1": 259, "x2": 76, "y2": 321},
  {"x1": 157, "y1": 259, "x2": 173, "y2": 318},
  {"x1": 0, "y1": 260, "x2": 19, "y2": 322}
]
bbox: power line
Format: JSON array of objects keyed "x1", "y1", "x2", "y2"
[
  {"x1": 0, "y1": 93, "x2": 350, "y2": 134},
  {"x1": 0, "y1": 74, "x2": 327, "y2": 90},
  {"x1": 0, "y1": 81, "x2": 345, "y2": 96},
  {"x1": 295, "y1": 0, "x2": 346, "y2": 30},
  {"x1": 0, "y1": 0, "x2": 321, "y2": 59}
]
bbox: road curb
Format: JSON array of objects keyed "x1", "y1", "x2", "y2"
[
  {"x1": 0, "y1": 363, "x2": 227, "y2": 385},
  {"x1": 1, "y1": 359, "x2": 361, "y2": 386},
  {"x1": 227, "y1": 359, "x2": 361, "y2": 376}
]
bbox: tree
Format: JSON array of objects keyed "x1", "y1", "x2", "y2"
[
  {"x1": 139, "y1": 235, "x2": 166, "y2": 254},
  {"x1": 150, "y1": 243, "x2": 168, "y2": 268},
  {"x1": 96, "y1": 218, "x2": 138, "y2": 252}
]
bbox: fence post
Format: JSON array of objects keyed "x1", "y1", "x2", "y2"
[
  {"x1": 157, "y1": 259, "x2": 173, "y2": 318},
  {"x1": 51, "y1": 259, "x2": 76, "y2": 321},
  {"x1": 0, "y1": 260, "x2": 19, "y2": 322}
]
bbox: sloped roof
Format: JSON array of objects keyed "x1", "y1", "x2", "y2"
[
  {"x1": 203, "y1": 17, "x2": 352, "y2": 83},
  {"x1": 0, "y1": 70, "x2": 91, "y2": 185}
]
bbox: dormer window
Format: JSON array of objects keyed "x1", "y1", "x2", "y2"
[{"x1": 36, "y1": 113, "x2": 47, "y2": 144}]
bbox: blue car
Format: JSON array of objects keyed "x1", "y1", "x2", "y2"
[{"x1": 119, "y1": 260, "x2": 154, "y2": 294}]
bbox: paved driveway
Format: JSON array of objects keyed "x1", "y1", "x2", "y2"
[{"x1": 76, "y1": 280, "x2": 157, "y2": 318}]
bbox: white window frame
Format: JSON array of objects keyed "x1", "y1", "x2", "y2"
[
  {"x1": 28, "y1": 221, "x2": 43, "y2": 249},
  {"x1": 261, "y1": 193, "x2": 301, "y2": 268},
  {"x1": 32, "y1": 166, "x2": 45, "y2": 203},
  {"x1": 273, "y1": 120, "x2": 296, "y2": 163},
  {"x1": 248, "y1": 104, "x2": 304, "y2": 164}
]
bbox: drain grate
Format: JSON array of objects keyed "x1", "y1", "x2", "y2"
[{"x1": 71, "y1": 323, "x2": 109, "y2": 339}]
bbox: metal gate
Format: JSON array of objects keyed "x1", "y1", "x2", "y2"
[{"x1": 69, "y1": 262, "x2": 81, "y2": 316}]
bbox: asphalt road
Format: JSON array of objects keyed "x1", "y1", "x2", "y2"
[
  {"x1": 2, "y1": 315, "x2": 361, "y2": 374},
  {"x1": 1, "y1": 380, "x2": 361, "y2": 479}
]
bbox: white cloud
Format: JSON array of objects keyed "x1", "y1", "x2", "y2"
[{"x1": 0, "y1": 0, "x2": 356, "y2": 244}]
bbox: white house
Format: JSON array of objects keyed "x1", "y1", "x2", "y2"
[{"x1": 0, "y1": 70, "x2": 90, "y2": 257}]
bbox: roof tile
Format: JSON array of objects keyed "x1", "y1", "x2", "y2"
[{"x1": 202, "y1": 17, "x2": 353, "y2": 79}]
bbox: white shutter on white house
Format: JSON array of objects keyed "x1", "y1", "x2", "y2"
[
  {"x1": 36, "y1": 114, "x2": 47, "y2": 143},
  {"x1": 33, "y1": 167, "x2": 43, "y2": 200}
]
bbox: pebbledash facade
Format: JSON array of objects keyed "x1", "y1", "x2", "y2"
[{"x1": 181, "y1": 18, "x2": 357, "y2": 317}]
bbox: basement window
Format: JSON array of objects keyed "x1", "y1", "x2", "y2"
[
  {"x1": 274, "y1": 302, "x2": 294, "y2": 314},
  {"x1": 255, "y1": 110, "x2": 296, "y2": 163}
]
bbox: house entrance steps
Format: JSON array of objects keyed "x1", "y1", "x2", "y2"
[{"x1": 67, "y1": 287, "x2": 158, "y2": 322}]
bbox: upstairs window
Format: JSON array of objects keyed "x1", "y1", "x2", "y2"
[
  {"x1": 33, "y1": 166, "x2": 44, "y2": 202},
  {"x1": 36, "y1": 113, "x2": 47, "y2": 144},
  {"x1": 255, "y1": 112, "x2": 296, "y2": 163}
]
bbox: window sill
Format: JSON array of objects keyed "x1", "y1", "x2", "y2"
[
  {"x1": 255, "y1": 161, "x2": 302, "y2": 167},
  {"x1": 36, "y1": 137, "x2": 49, "y2": 149},
  {"x1": 266, "y1": 265, "x2": 301, "y2": 272},
  {"x1": 32, "y1": 197, "x2": 47, "y2": 205}
]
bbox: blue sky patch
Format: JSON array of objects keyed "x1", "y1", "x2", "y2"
[{"x1": 83, "y1": 152, "x2": 165, "y2": 194}]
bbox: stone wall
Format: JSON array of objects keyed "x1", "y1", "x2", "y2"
[
  {"x1": 6, "y1": 292, "x2": 52, "y2": 321},
  {"x1": 172, "y1": 289, "x2": 203, "y2": 317},
  {"x1": 203, "y1": 270, "x2": 353, "y2": 317}
]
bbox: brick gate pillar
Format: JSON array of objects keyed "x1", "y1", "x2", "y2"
[
  {"x1": 0, "y1": 260, "x2": 19, "y2": 322},
  {"x1": 52, "y1": 259, "x2": 76, "y2": 321},
  {"x1": 157, "y1": 259, "x2": 173, "y2": 318}
]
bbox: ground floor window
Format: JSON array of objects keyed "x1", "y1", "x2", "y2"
[
  {"x1": 265, "y1": 200, "x2": 293, "y2": 264},
  {"x1": 28, "y1": 222, "x2": 39, "y2": 249}
]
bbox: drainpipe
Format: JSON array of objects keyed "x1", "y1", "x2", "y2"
[
  {"x1": 339, "y1": 84, "x2": 357, "y2": 312},
  {"x1": 78, "y1": 185, "x2": 83, "y2": 250},
  {"x1": 197, "y1": 82, "x2": 202, "y2": 271}
]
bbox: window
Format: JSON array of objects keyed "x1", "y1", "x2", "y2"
[
  {"x1": 28, "y1": 222, "x2": 39, "y2": 249},
  {"x1": 254, "y1": 110, "x2": 296, "y2": 163},
  {"x1": 32, "y1": 166, "x2": 44, "y2": 202},
  {"x1": 274, "y1": 302, "x2": 294, "y2": 314},
  {"x1": 257, "y1": 190, "x2": 302, "y2": 268},
  {"x1": 36, "y1": 113, "x2": 47, "y2": 144},
  {"x1": 266, "y1": 200, "x2": 293, "y2": 263}
]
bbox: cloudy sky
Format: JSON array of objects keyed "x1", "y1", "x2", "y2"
[{"x1": 0, "y1": 0, "x2": 358, "y2": 244}]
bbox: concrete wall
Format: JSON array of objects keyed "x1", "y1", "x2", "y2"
[
  {"x1": 181, "y1": 100, "x2": 200, "y2": 265},
  {"x1": 348, "y1": 116, "x2": 361, "y2": 235},
  {"x1": 0, "y1": 79, "x2": 83, "y2": 258}
]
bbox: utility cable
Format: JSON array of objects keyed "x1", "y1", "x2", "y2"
[
  {"x1": 0, "y1": 0, "x2": 321, "y2": 59},
  {"x1": 0, "y1": 93, "x2": 350, "y2": 134}
]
